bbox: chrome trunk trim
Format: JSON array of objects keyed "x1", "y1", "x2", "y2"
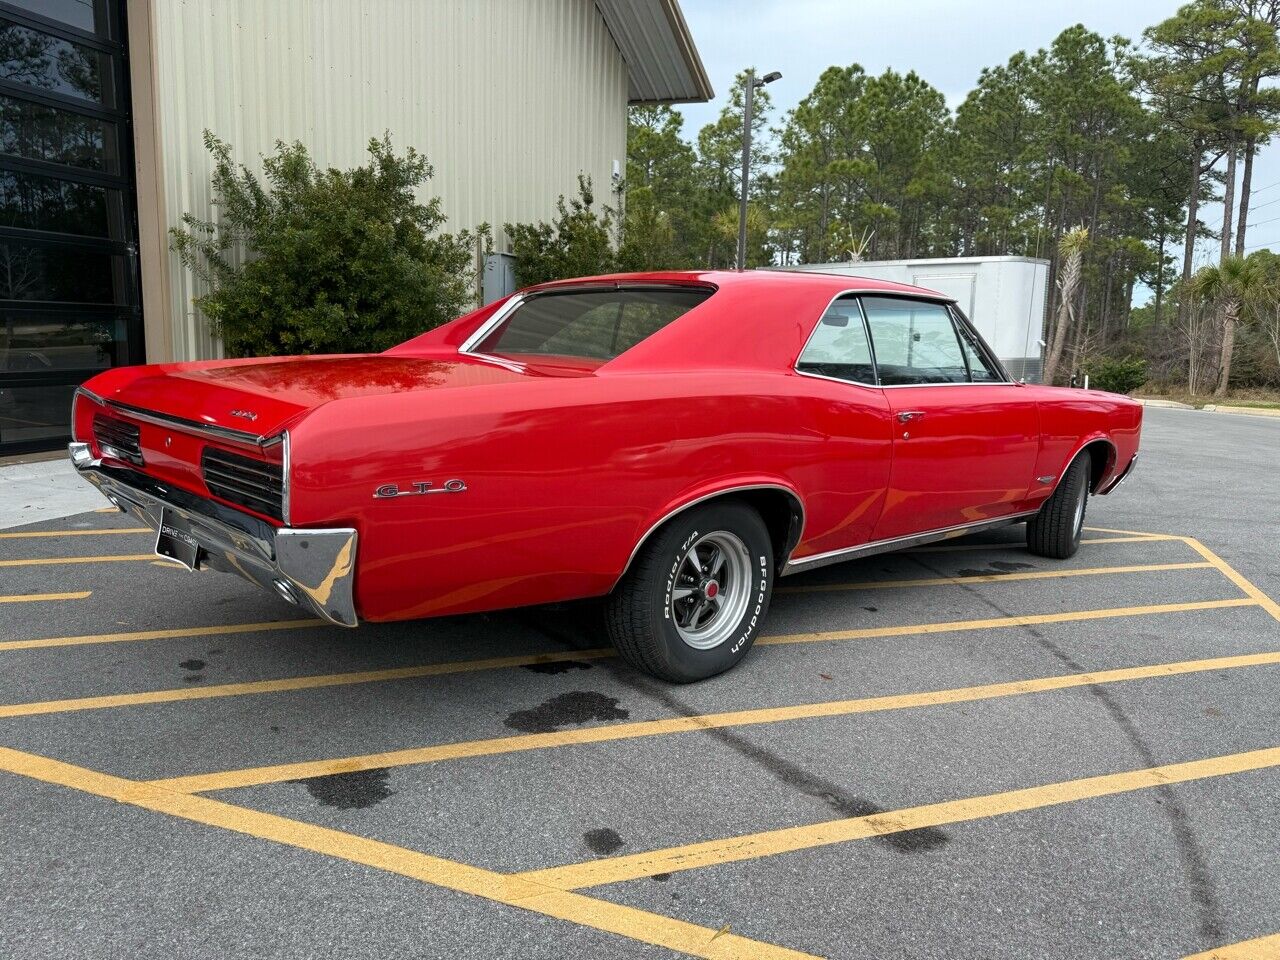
[
  {"x1": 74, "y1": 387, "x2": 284, "y2": 450},
  {"x1": 69, "y1": 443, "x2": 357, "y2": 627},
  {"x1": 782, "y1": 511, "x2": 1039, "y2": 575}
]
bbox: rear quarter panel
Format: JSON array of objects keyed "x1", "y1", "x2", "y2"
[{"x1": 288, "y1": 371, "x2": 893, "y2": 621}]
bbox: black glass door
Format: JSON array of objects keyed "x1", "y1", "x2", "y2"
[{"x1": 0, "y1": 0, "x2": 140, "y2": 455}]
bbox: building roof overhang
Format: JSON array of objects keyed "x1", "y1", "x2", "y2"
[{"x1": 595, "y1": 0, "x2": 713, "y2": 104}]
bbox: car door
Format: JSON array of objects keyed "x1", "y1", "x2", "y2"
[{"x1": 861, "y1": 296, "x2": 1040, "y2": 541}]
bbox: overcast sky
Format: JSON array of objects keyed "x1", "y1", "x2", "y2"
[{"x1": 673, "y1": 0, "x2": 1280, "y2": 281}]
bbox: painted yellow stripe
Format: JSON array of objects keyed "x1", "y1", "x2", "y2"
[
  {"x1": 0, "y1": 553, "x2": 155, "y2": 568},
  {"x1": 0, "y1": 591, "x2": 91, "y2": 604},
  {"x1": 520, "y1": 745, "x2": 1280, "y2": 890},
  {"x1": 1182, "y1": 536, "x2": 1280, "y2": 623},
  {"x1": 0, "y1": 599, "x2": 1254, "y2": 720},
  {"x1": 154, "y1": 647, "x2": 1280, "y2": 795},
  {"x1": 1084, "y1": 525, "x2": 1172, "y2": 538},
  {"x1": 0, "y1": 649, "x2": 616, "y2": 718},
  {"x1": 755, "y1": 598, "x2": 1257, "y2": 649},
  {"x1": 1184, "y1": 933, "x2": 1280, "y2": 959},
  {"x1": 778, "y1": 561, "x2": 1211, "y2": 594},
  {"x1": 0, "y1": 748, "x2": 816, "y2": 960},
  {"x1": 905, "y1": 534, "x2": 1170, "y2": 554},
  {"x1": 0, "y1": 618, "x2": 324, "y2": 653},
  {"x1": 1, "y1": 598, "x2": 1256, "y2": 718},
  {"x1": 0, "y1": 527, "x2": 150, "y2": 539}
]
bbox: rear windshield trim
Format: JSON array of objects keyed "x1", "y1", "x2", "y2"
[{"x1": 459, "y1": 283, "x2": 715, "y2": 363}]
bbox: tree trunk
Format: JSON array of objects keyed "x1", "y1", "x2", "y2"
[
  {"x1": 1220, "y1": 147, "x2": 1237, "y2": 264},
  {"x1": 1179, "y1": 146, "x2": 1201, "y2": 329},
  {"x1": 1154, "y1": 227, "x2": 1166, "y2": 326},
  {"x1": 1236, "y1": 137, "x2": 1256, "y2": 256},
  {"x1": 1044, "y1": 251, "x2": 1082, "y2": 385},
  {"x1": 1216, "y1": 301, "x2": 1238, "y2": 396}
]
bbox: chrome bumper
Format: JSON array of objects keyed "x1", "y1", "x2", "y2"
[{"x1": 69, "y1": 442, "x2": 358, "y2": 627}]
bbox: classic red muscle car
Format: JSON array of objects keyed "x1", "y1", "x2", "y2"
[{"x1": 70, "y1": 270, "x2": 1141, "y2": 681}]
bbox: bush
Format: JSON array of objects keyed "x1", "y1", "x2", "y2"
[
  {"x1": 505, "y1": 177, "x2": 617, "y2": 287},
  {"x1": 171, "y1": 132, "x2": 484, "y2": 357},
  {"x1": 1086, "y1": 355, "x2": 1148, "y2": 395}
]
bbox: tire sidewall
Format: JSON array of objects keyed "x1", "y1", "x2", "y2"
[{"x1": 647, "y1": 503, "x2": 773, "y2": 682}]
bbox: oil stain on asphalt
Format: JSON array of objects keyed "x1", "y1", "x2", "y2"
[
  {"x1": 583, "y1": 828, "x2": 625, "y2": 856},
  {"x1": 291, "y1": 767, "x2": 394, "y2": 809},
  {"x1": 957, "y1": 560, "x2": 1036, "y2": 577},
  {"x1": 504, "y1": 691, "x2": 629, "y2": 733},
  {"x1": 522, "y1": 660, "x2": 595, "y2": 675}
]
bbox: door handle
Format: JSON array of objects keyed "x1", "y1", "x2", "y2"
[{"x1": 897, "y1": 411, "x2": 925, "y2": 423}]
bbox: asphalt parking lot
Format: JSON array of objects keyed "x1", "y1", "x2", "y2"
[{"x1": 1, "y1": 405, "x2": 1277, "y2": 960}]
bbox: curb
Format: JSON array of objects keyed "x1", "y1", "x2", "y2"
[
  {"x1": 1203, "y1": 404, "x2": 1280, "y2": 418},
  {"x1": 1133, "y1": 397, "x2": 1195, "y2": 410}
]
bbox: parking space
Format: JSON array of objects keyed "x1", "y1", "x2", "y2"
[{"x1": 1, "y1": 408, "x2": 1278, "y2": 960}]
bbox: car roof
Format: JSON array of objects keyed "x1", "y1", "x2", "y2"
[{"x1": 526, "y1": 269, "x2": 952, "y2": 302}]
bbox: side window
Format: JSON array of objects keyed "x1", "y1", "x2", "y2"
[
  {"x1": 796, "y1": 298, "x2": 876, "y2": 385},
  {"x1": 953, "y1": 313, "x2": 1004, "y2": 382},
  {"x1": 861, "y1": 297, "x2": 968, "y2": 385}
]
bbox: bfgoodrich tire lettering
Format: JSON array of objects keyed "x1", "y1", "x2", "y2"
[{"x1": 606, "y1": 501, "x2": 773, "y2": 682}]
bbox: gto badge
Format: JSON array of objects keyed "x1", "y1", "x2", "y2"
[
  {"x1": 374, "y1": 479, "x2": 468, "y2": 499},
  {"x1": 229, "y1": 409, "x2": 258, "y2": 421}
]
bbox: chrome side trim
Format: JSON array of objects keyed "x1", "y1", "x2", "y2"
[
  {"x1": 782, "y1": 511, "x2": 1039, "y2": 575},
  {"x1": 612, "y1": 483, "x2": 806, "y2": 591},
  {"x1": 69, "y1": 443, "x2": 357, "y2": 627},
  {"x1": 76, "y1": 388, "x2": 283, "y2": 449}
]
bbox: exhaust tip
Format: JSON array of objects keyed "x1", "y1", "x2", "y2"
[{"x1": 273, "y1": 579, "x2": 299, "y2": 606}]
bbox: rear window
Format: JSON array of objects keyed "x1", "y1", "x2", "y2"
[{"x1": 473, "y1": 287, "x2": 712, "y2": 361}]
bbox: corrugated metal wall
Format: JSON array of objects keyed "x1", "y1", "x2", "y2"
[{"x1": 149, "y1": 0, "x2": 629, "y2": 360}]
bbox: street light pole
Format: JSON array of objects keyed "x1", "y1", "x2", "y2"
[{"x1": 736, "y1": 69, "x2": 781, "y2": 271}]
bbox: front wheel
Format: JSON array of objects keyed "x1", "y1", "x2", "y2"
[
  {"x1": 1027, "y1": 454, "x2": 1090, "y2": 559},
  {"x1": 606, "y1": 502, "x2": 774, "y2": 682}
]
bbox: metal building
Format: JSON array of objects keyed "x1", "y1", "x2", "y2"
[{"x1": 0, "y1": 0, "x2": 710, "y2": 454}]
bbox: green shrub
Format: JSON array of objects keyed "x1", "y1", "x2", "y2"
[
  {"x1": 505, "y1": 177, "x2": 617, "y2": 287},
  {"x1": 1087, "y1": 355, "x2": 1149, "y2": 395},
  {"x1": 171, "y1": 132, "x2": 484, "y2": 357}
]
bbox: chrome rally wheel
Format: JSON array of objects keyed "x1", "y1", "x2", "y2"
[
  {"x1": 669, "y1": 531, "x2": 753, "y2": 650},
  {"x1": 606, "y1": 501, "x2": 774, "y2": 683}
]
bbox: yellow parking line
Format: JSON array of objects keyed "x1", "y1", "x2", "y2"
[
  {"x1": 0, "y1": 591, "x2": 91, "y2": 604},
  {"x1": 755, "y1": 598, "x2": 1257, "y2": 649},
  {"x1": 519, "y1": 745, "x2": 1280, "y2": 891},
  {"x1": 0, "y1": 649, "x2": 617, "y2": 718},
  {"x1": 1184, "y1": 932, "x2": 1280, "y2": 959},
  {"x1": 0, "y1": 747, "x2": 816, "y2": 960},
  {"x1": 0, "y1": 528, "x2": 151, "y2": 539},
  {"x1": 0, "y1": 554, "x2": 155, "y2": 568},
  {"x1": 0, "y1": 598, "x2": 1256, "y2": 720},
  {"x1": 778, "y1": 561, "x2": 1212, "y2": 594},
  {"x1": 1084, "y1": 525, "x2": 1173, "y2": 537},
  {"x1": 906, "y1": 534, "x2": 1170, "y2": 554},
  {"x1": 153, "y1": 647, "x2": 1280, "y2": 795},
  {"x1": 0, "y1": 618, "x2": 324, "y2": 653},
  {"x1": 1182, "y1": 536, "x2": 1280, "y2": 624}
]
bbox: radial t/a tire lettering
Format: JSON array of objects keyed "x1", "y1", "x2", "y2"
[{"x1": 606, "y1": 501, "x2": 773, "y2": 683}]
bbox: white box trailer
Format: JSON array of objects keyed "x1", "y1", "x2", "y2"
[{"x1": 775, "y1": 256, "x2": 1049, "y2": 383}]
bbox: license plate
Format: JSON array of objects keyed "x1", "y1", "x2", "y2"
[{"x1": 156, "y1": 508, "x2": 202, "y2": 571}]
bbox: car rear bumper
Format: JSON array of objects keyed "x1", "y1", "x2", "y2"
[{"x1": 69, "y1": 442, "x2": 358, "y2": 628}]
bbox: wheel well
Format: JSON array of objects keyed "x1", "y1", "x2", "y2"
[
  {"x1": 1081, "y1": 440, "x2": 1116, "y2": 492},
  {"x1": 728, "y1": 488, "x2": 805, "y2": 567}
]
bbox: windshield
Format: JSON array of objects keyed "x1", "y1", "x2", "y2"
[{"x1": 472, "y1": 287, "x2": 712, "y2": 361}]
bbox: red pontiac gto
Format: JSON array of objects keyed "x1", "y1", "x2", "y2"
[{"x1": 70, "y1": 270, "x2": 1141, "y2": 681}]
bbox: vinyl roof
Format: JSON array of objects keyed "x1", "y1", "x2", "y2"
[{"x1": 595, "y1": 0, "x2": 714, "y2": 104}]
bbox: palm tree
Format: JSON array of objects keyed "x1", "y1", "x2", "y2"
[
  {"x1": 1189, "y1": 254, "x2": 1272, "y2": 396},
  {"x1": 1043, "y1": 227, "x2": 1088, "y2": 385}
]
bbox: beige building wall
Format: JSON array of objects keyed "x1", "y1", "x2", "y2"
[{"x1": 131, "y1": 0, "x2": 630, "y2": 362}]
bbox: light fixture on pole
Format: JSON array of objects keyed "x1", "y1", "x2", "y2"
[{"x1": 737, "y1": 68, "x2": 781, "y2": 271}]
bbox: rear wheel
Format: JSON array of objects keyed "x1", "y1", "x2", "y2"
[
  {"x1": 606, "y1": 502, "x2": 773, "y2": 682},
  {"x1": 1027, "y1": 453, "x2": 1090, "y2": 559}
]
